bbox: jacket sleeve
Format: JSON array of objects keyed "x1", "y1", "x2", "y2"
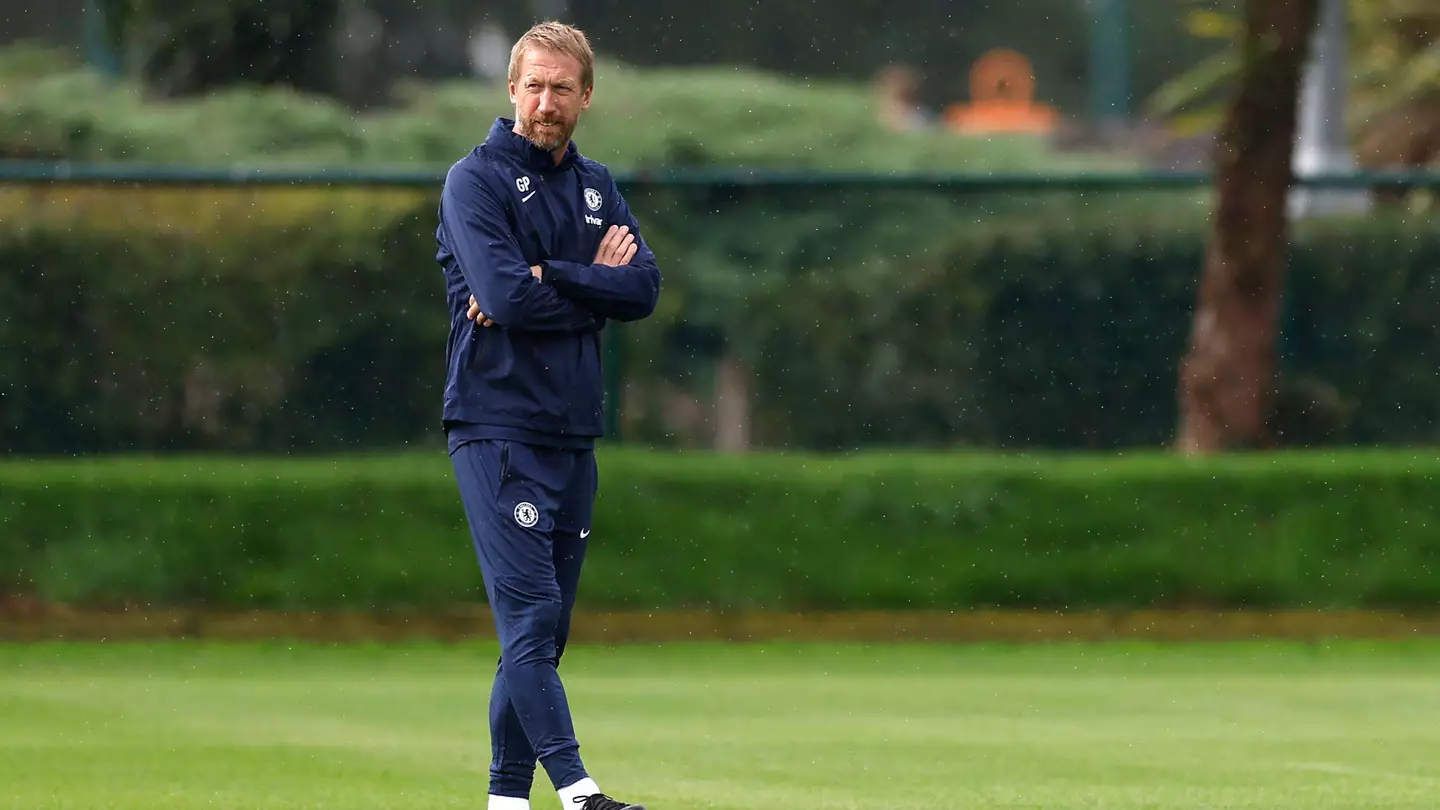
[
  {"x1": 537, "y1": 184, "x2": 661, "y2": 323},
  {"x1": 439, "y1": 162, "x2": 601, "y2": 332}
]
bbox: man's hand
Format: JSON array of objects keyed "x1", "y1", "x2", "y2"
[
  {"x1": 467, "y1": 295, "x2": 495, "y2": 327},
  {"x1": 593, "y1": 225, "x2": 638, "y2": 267},
  {"x1": 466, "y1": 267, "x2": 543, "y2": 327},
  {"x1": 469, "y1": 245, "x2": 632, "y2": 326}
]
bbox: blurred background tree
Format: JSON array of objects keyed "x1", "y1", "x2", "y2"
[
  {"x1": 96, "y1": 0, "x2": 341, "y2": 97},
  {"x1": 1149, "y1": 0, "x2": 1440, "y2": 171},
  {"x1": 1175, "y1": 0, "x2": 1320, "y2": 453}
]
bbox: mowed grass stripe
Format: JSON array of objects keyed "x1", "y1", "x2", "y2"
[{"x1": 1, "y1": 641, "x2": 1438, "y2": 810}]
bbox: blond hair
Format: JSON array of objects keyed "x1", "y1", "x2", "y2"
[{"x1": 509, "y1": 21, "x2": 595, "y2": 89}]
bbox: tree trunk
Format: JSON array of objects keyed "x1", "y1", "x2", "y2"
[{"x1": 1176, "y1": 0, "x2": 1321, "y2": 454}]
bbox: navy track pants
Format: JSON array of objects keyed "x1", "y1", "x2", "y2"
[{"x1": 450, "y1": 438, "x2": 597, "y2": 798}]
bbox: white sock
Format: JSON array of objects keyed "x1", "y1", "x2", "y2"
[
  {"x1": 557, "y1": 777, "x2": 601, "y2": 807},
  {"x1": 487, "y1": 795, "x2": 530, "y2": 810}
]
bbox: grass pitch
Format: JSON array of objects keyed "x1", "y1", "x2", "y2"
[{"x1": 2, "y1": 639, "x2": 1439, "y2": 809}]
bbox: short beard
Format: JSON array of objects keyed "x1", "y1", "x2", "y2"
[{"x1": 518, "y1": 115, "x2": 571, "y2": 152}]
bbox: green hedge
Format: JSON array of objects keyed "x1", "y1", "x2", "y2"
[
  {"x1": 0, "y1": 189, "x2": 441, "y2": 454},
  {"x1": 4, "y1": 185, "x2": 1439, "y2": 454},
  {"x1": 1, "y1": 450, "x2": 1437, "y2": 612},
  {"x1": 0, "y1": 42, "x2": 1127, "y2": 172}
]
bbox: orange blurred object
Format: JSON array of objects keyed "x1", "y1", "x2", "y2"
[{"x1": 943, "y1": 48, "x2": 1059, "y2": 135}]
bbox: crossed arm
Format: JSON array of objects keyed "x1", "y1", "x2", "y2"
[
  {"x1": 443, "y1": 161, "x2": 661, "y2": 332},
  {"x1": 468, "y1": 223, "x2": 647, "y2": 327},
  {"x1": 442, "y1": 164, "x2": 603, "y2": 332}
]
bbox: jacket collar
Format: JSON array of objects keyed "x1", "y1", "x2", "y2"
[{"x1": 485, "y1": 117, "x2": 579, "y2": 172}]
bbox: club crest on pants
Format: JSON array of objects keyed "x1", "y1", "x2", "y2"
[{"x1": 514, "y1": 501, "x2": 539, "y2": 528}]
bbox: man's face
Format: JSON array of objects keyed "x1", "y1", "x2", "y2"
[{"x1": 510, "y1": 47, "x2": 592, "y2": 153}]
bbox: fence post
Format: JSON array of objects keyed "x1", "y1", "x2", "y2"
[
  {"x1": 83, "y1": 0, "x2": 120, "y2": 77},
  {"x1": 1087, "y1": 0, "x2": 1131, "y2": 123},
  {"x1": 1290, "y1": 0, "x2": 1369, "y2": 219}
]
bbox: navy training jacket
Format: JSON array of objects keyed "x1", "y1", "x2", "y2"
[{"x1": 436, "y1": 117, "x2": 661, "y2": 452}]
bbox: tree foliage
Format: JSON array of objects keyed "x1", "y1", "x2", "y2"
[
  {"x1": 1149, "y1": 0, "x2": 1440, "y2": 169},
  {"x1": 97, "y1": 0, "x2": 341, "y2": 97}
]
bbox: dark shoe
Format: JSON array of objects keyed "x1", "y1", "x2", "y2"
[{"x1": 576, "y1": 793, "x2": 645, "y2": 810}]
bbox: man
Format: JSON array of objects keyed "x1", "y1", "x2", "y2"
[{"x1": 433, "y1": 20, "x2": 661, "y2": 810}]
